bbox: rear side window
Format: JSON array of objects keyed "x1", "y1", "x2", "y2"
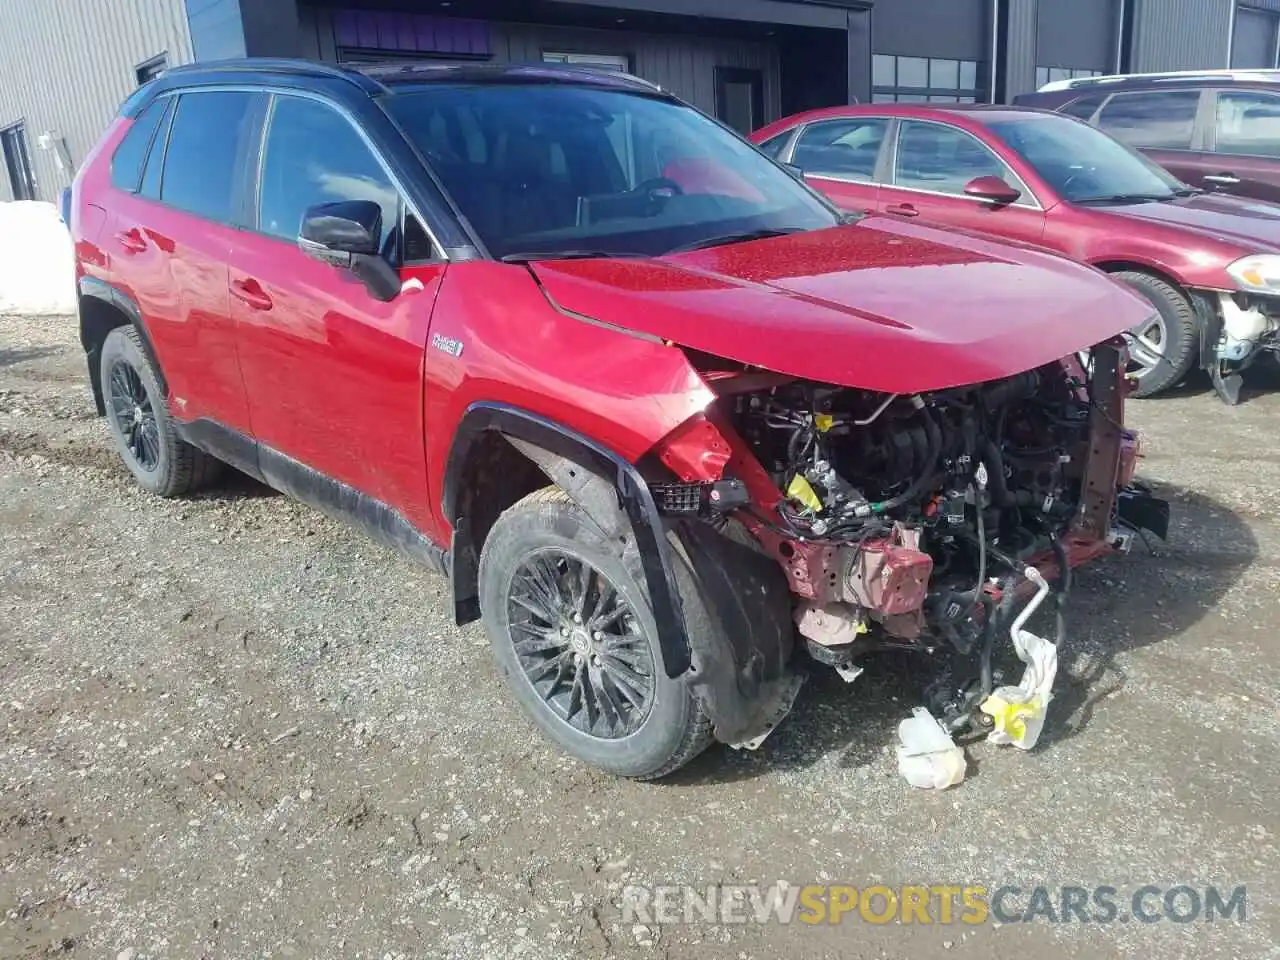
[
  {"x1": 1095, "y1": 90, "x2": 1200, "y2": 149},
  {"x1": 160, "y1": 90, "x2": 256, "y2": 223},
  {"x1": 1215, "y1": 90, "x2": 1280, "y2": 157},
  {"x1": 793, "y1": 118, "x2": 887, "y2": 181},
  {"x1": 258, "y1": 95, "x2": 400, "y2": 249},
  {"x1": 1060, "y1": 93, "x2": 1107, "y2": 121},
  {"x1": 110, "y1": 98, "x2": 167, "y2": 193}
]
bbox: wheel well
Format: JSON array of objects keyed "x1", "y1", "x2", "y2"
[
  {"x1": 79, "y1": 293, "x2": 133, "y2": 416},
  {"x1": 449, "y1": 431, "x2": 552, "y2": 622},
  {"x1": 1092, "y1": 260, "x2": 1187, "y2": 297}
]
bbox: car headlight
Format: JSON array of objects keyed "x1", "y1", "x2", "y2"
[{"x1": 1227, "y1": 254, "x2": 1280, "y2": 294}]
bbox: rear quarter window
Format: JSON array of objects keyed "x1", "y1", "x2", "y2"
[
  {"x1": 1060, "y1": 93, "x2": 1108, "y2": 121},
  {"x1": 110, "y1": 98, "x2": 167, "y2": 193}
]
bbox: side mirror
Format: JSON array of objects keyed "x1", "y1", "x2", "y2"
[
  {"x1": 298, "y1": 200, "x2": 400, "y2": 302},
  {"x1": 780, "y1": 161, "x2": 805, "y2": 180},
  {"x1": 963, "y1": 175, "x2": 1021, "y2": 205}
]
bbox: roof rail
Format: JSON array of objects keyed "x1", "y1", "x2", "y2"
[
  {"x1": 1038, "y1": 67, "x2": 1280, "y2": 93},
  {"x1": 161, "y1": 58, "x2": 387, "y2": 95}
]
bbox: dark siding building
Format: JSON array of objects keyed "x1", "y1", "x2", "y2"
[{"x1": 2, "y1": 0, "x2": 1277, "y2": 201}]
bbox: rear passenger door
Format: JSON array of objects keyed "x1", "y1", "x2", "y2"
[
  {"x1": 1206, "y1": 89, "x2": 1280, "y2": 203},
  {"x1": 107, "y1": 89, "x2": 262, "y2": 435},
  {"x1": 226, "y1": 93, "x2": 445, "y2": 531},
  {"x1": 1092, "y1": 89, "x2": 1210, "y2": 188},
  {"x1": 787, "y1": 117, "x2": 888, "y2": 214}
]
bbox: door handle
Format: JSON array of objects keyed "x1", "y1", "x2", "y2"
[
  {"x1": 885, "y1": 203, "x2": 919, "y2": 218},
  {"x1": 230, "y1": 278, "x2": 273, "y2": 311},
  {"x1": 1204, "y1": 173, "x2": 1241, "y2": 186},
  {"x1": 114, "y1": 228, "x2": 147, "y2": 254}
]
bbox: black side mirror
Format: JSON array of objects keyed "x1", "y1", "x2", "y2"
[{"x1": 298, "y1": 200, "x2": 400, "y2": 302}]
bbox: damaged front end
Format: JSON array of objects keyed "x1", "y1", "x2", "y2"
[{"x1": 652, "y1": 342, "x2": 1169, "y2": 762}]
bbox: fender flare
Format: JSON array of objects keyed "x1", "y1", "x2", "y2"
[
  {"x1": 78, "y1": 277, "x2": 167, "y2": 412},
  {"x1": 442, "y1": 402, "x2": 692, "y2": 678}
]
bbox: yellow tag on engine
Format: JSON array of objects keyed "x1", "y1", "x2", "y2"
[
  {"x1": 814, "y1": 413, "x2": 835, "y2": 433},
  {"x1": 787, "y1": 474, "x2": 824, "y2": 513}
]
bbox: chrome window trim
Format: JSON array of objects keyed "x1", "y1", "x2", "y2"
[{"x1": 888, "y1": 117, "x2": 1044, "y2": 211}]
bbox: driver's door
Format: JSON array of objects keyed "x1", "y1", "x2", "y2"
[
  {"x1": 226, "y1": 92, "x2": 446, "y2": 531},
  {"x1": 881, "y1": 119, "x2": 1046, "y2": 245}
]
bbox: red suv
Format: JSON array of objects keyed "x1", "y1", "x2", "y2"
[{"x1": 69, "y1": 59, "x2": 1165, "y2": 779}]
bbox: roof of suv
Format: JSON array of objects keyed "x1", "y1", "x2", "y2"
[
  {"x1": 1036, "y1": 68, "x2": 1280, "y2": 94},
  {"x1": 150, "y1": 57, "x2": 662, "y2": 98}
]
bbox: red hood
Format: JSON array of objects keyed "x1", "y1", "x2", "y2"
[
  {"x1": 531, "y1": 220, "x2": 1151, "y2": 393},
  {"x1": 1101, "y1": 192, "x2": 1280, "y2": 251}
]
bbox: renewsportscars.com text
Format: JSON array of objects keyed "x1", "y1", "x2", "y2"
[{"x1": 621, "y1": 883, "x2": 1248, "y2": 926}]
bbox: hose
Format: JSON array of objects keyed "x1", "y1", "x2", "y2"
[
  {"x1": 1051, "y1": 535, "x2": 1071, "y2": 648},
  {"x1": 871, "y1": 399, "x2": 941, "y2": 515},
  {"x1": 979, "y1": 437, "x2": 1014, "y2": 506}
]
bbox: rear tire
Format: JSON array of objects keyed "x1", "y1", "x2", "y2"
[
  {"x1": 1110, "y1": 270, "x2": 1198, "y2": 397},
  {"x1": 100, "y1": 325, "x2": 221, "y2": 497},
  {"x1": 478, "y1": 487, "x2": 712, "y2": 780}
]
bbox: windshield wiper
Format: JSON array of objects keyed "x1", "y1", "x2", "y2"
[
  {"x1": 499, "y1": 249, "x2": 646, "y2": 263},
  {"x1": 665, "y1": 227, "x2": 804, "y2": 255},
  {"x1": 1075, "y1": 193, "x2": 1176, "y2": 205}
]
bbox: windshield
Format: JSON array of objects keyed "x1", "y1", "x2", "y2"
[
  {"x1": 987, "y1": 114, "x2": 1187, "y2": 203},
  {"x1": 383, "y1": 84, "x2": 838, "y2": 259}
]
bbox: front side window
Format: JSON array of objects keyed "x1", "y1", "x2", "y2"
[
  {"x1": 258, "y1": 96, "x2": 401, "y2": 250},
  {"x1": 383, "y1": 84, "x2": 837, "y2": 259},
  {"x1": 1215, "y1": 90, "x2": 1280, "y2": 157},
  {"x1": 792, "y1": 118, "x2": 887, "y2": 181},
  {"x1": 111, "y1": 98, "x2": 167, "y2": 193},
  {"x1": 892, "y1": 120, "x2": 1013, "y2": 196},
  {"x1": 1095, "y1": 90, "x2": 1200, "y2": 150},
  {"x1": 160, "y1": 90, "x2": 256, "y2": 223},
  {"x1": 988, "y1": 114, "x2": 1184, "y2": 203}
]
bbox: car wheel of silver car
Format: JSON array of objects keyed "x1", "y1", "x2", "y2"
[
  {"x1": 478, "y1": 486, "x2": 712, "y2": 780},
  {"x1": 100, "y1": 325, "x2": 221, "y2": 497},
  {"x1": 1111, "y1": 270, "x2": 1198, "y2": 397}
]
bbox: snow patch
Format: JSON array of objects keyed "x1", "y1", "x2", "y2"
[{"x1": 0, "y1": 201, "x2": 77, "y2": 315}]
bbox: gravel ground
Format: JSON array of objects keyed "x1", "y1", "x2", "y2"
[{"x1": 1, "y1": 313, "x2": 1278, "y2": 960}]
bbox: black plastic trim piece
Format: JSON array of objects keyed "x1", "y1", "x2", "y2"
[
  {"x1": 78, "y1": 277, "x2": 168, "y2": 414},
  {"x1": 443, "y1": 402, "x2": 693, "y2": 678},
  {"x1": 173, "y1": 418, "x2": 449, "y2": 576}
]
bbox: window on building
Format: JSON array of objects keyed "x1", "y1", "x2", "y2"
[
  {"x1": 1034, "y1": 66, "x2": 1103, "y2": 90},
  {"x1": 893, "y1": 120, "x2": 1019, "y2": 197},
  {"x1": 160, "y1": 90, "x2": 256, "y2": 223},
  {"x1": 1215, "y1": 90, "x2": 1280, "y2": 157},
  {"x1": 110, "y1": 97, "x2": 168, "y2": 193},
  {"x1": 872, "y1": 55, "x2": 982, "y2": 104},
  {"x1": 1095, "y1": 90, "x2": 1200, "y2": 150},
  {"x1": 542, "y1": 52, "x2": 630, "y2": 72},
  {"x1": 1, "y1": 123, "x2": 37, "y2": 201},
  {"x1": 136, "y1": 53, "x2": 168, "y2": 87},
  {"x1": 792, "y1": 118, "x2": 887, "y2": 181},
  {"x1": 259, "y1": 95, "x2": 401, "y2": 250}
]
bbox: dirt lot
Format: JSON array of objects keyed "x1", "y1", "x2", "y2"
[{"x1": 1, "y1": 313, "x2": 1277, "y2": 960}]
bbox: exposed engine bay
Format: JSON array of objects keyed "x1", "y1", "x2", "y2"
[{"x1": 680, "y1": 346, "x2": 1166, "y2": 738}]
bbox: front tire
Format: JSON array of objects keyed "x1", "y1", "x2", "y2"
[
  {"x1": 100, "y1": 325, "x2": 220, "y2": 497},
  {"x1": 478, "y1": 487, "x2": 712, "y2": 779},
  {"x1": 1110, "y1": 270, "x2": 1198, "y2": 397}
]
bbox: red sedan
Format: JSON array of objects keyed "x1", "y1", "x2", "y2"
[{"x1": 753, "y1": 105, "x2": 1280, "y2": 402}]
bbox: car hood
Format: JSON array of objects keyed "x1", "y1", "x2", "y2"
[
  {"x1": 530, "y1": 219, "x2": 1150, "y2": 394},
  {"x1": 1102, "y1": 192, "x2": 1280, "y2": 251}
]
